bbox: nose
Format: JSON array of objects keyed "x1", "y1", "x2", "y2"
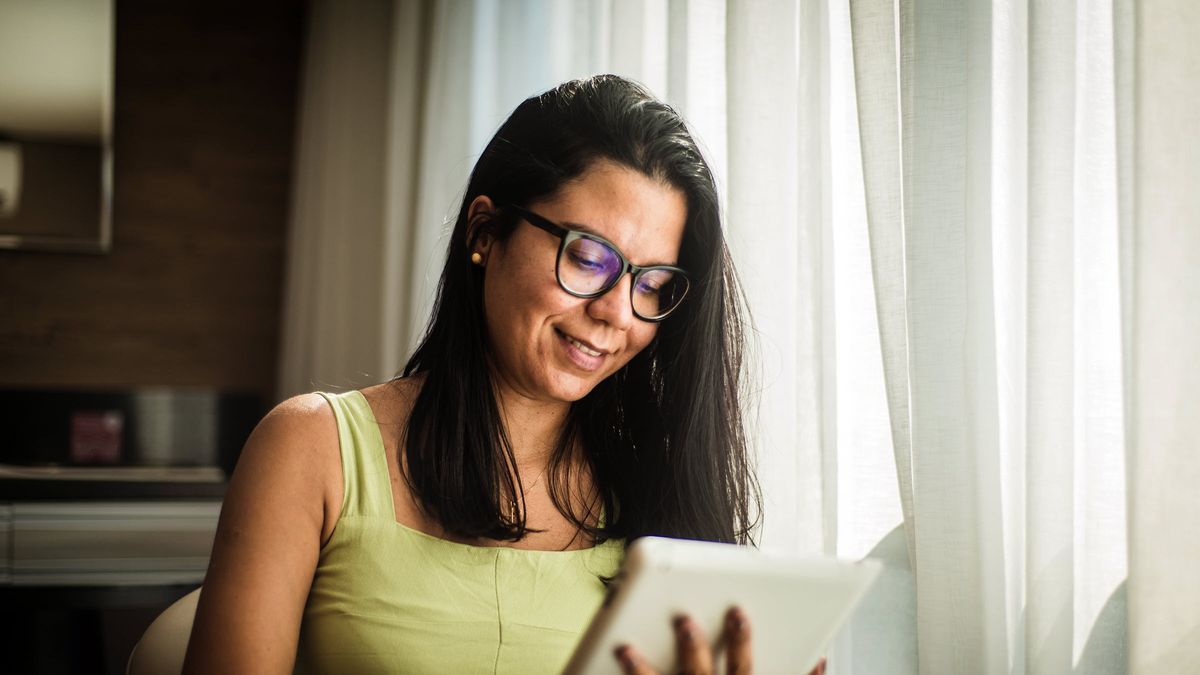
[{"x1": 585, "y1": 272, "x2": 637, "y2": 329}]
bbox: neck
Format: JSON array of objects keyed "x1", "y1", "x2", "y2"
[{"x1": 493, "y1": 387, "x2": 571, "y2": 471}]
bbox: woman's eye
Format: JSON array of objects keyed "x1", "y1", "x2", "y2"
[
  {"x1": 568, "y1": 252, "x2": 606, "y2": 270},
  {"x1": 636, "y1": 279, "x2": 662, "y2": 294},
  {"x1": 636, "y1": 271, "x2": 672, "y2": 295}
]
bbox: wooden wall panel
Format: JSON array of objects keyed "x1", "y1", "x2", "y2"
[{"x1": 0, "y1": 1, "x2": 304, "y2": 401}]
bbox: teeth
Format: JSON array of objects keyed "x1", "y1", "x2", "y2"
[{"x1": 566, "y1": 334, "x2": 602, "y2": 357}]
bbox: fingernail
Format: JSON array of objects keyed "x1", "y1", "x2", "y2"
[
  {"x1": 674, "y1": 616, "x2": 694, "y2": 642},
  {"x1": 614, "y1": 646, "x2": 634, "y2": 670},
  {"x1": 729, "y1": 608, "x2": 748, "y2": 633}
]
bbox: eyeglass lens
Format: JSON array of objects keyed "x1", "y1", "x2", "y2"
[{"x1": 559, "y1": 236, "x2": 688, "y2": 319}]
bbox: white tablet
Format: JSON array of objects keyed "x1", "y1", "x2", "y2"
[{"x1": 563, "y1": 536, "x2": 881, "y2": 675}]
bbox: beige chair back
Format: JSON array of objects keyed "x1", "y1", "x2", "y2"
[{"x1": 127, "y1": 587, "x2": 201, "y2": 675}]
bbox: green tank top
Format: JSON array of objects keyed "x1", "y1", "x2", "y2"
[{"x1": 295, "y1": 390, "x2": 624, "y2": 674}]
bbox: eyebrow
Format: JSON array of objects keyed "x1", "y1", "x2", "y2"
[
  {"x1": 560, "y1": 219, "x2": 680, "y2": 268},
  {"x1": 559, "y1": 219, "x2": 603, "y2": 237}
]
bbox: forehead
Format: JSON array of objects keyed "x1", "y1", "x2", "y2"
[{"x1": 530, "y1": 160, "x2": 688, "y2": 266}]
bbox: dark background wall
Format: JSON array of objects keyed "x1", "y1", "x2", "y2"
[
  {"x1": 0, "y1": 0, "x2": 304, "y2": 404},
  {"x1": 0, "y1": 3, "x2": 305, "y2": 673}
]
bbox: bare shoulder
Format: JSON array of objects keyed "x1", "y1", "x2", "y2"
[
  {"x1": 262, "y1": 392, "x2": 338, "y2": 434},
  {"x1": 245, "y1": 394, "x2": 340, "y2": 493},
  {"x1": 222, "y1": 392, "x2": 343, "y2": 539}
]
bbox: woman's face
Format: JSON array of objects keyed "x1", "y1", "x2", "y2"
[{"x1": 477, "y1": 160, "x2": 687, "y2": 406}]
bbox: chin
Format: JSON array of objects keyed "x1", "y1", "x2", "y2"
[
  {"x1": 546, "y1": 373, "x2": 603, "y2": 403},
  {"x1": 552, "y1": 385, "x2": 596, "y2": 404}
]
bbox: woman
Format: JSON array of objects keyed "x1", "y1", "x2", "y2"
[{"x1": 184, "y1": 75, "x2": 777, "y2": 674}]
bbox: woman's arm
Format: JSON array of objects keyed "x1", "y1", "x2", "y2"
[{"x1": 182, "y1": 394, "x2": 342, "y2": 674}]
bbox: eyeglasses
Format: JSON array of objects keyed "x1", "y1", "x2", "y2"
[{"x1": 507, "y1": 205, "x2": 691, "y2": 322}]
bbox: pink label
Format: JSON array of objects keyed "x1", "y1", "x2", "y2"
[{"x1": 70, "y1": 410, "x2": 124, "y2": 464}]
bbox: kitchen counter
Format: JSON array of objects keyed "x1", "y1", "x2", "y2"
[
  {"x1": 1, "y1": 465, "x2": 225, "y2": 588},
  {"x1": 0, "y1": 464, "x2": 227, "y2": 501}
]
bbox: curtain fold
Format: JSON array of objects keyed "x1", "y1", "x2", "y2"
[
  {"x1": 379, "y1": 0, "x2": 428, "y2": 380},
  {"x1": 846, "y1": 0, "x2": 916, "y2": 575},
  {"x1": 902, "y1": 0, "x2": 1008, "y2": 669},
  {"x1": 1128, "y1": 1, "x2": 1200, "y2": 671},
  {"x1": 725, "y1": 0, "x2": 813, "y2": 556},
  {"x1": 1024, "y1": 1, "x2": 1079, "y2": 673},
  {"x1": 278, "y1": 0, "x2": 394, "y2": 397}
]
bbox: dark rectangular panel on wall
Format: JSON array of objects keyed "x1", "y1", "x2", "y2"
[{"x1": 0, "y1": 1, "x2": 304, "y2": 402}]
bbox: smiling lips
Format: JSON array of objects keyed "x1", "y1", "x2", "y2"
[
  {"x1": 564, "y1": 333, "x2": 603, "y2": 357},
  {"x1": 556, "y1": 328, "x2": 610, "y2": 370}
]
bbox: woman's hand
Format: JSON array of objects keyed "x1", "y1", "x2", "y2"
[{"x1": 612, "y1": 607, "x2": 828, "y2": 675}]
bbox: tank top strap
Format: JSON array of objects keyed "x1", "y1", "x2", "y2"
[{"x1": 317, "y1": 390, "x2": 395, "y2": 520}]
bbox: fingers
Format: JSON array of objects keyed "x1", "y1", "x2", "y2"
[
  {"x1": 615, "y1": 611, "x2": 756, "y2": 675},
  {"x1": 614, "y1": 645, "x2": 657, "y2": 675},
  {"x1": 723, "y1": 607, "x2": 753, "y2": 675},
  {"x1": 674, "y1": 615, "x2": 714, "y2": 674},
  {"x1": 809, "y1": 656, "x2": 827, "y2": 675}
]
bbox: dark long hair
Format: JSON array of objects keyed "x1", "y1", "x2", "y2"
[{"x1": 400, "y1": 75, "x2": 759, "y2": 546}]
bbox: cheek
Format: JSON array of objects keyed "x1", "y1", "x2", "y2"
[
  {"x1": 520, "y1": 271, "x2": 578, "y2": 328},
  {"x1": 618, "y1": 325, "x2": 658, "y2": 365},
  {"x1": 484, "y1": 256, "x2": 571, "y2": 343}
]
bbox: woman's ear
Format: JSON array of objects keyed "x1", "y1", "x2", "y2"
[{"x1": 465, "y1": 195, "x2": 497, "y2": 266}]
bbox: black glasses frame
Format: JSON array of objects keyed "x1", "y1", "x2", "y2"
[{"x1": 507, "y1": 205, "x2": 691, "y2": 322}]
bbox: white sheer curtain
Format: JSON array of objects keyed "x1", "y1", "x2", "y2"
[
  {"x1": 844, "y1": 0, "x2": 1131, "y2": 673},
  {"x1": 278, "y1": 0, "x2": 1199, "y2": 672}
]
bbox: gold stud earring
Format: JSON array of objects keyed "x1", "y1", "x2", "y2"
[{"x1": 471, "y1": 252, "x2": 483, "y2": 266}]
